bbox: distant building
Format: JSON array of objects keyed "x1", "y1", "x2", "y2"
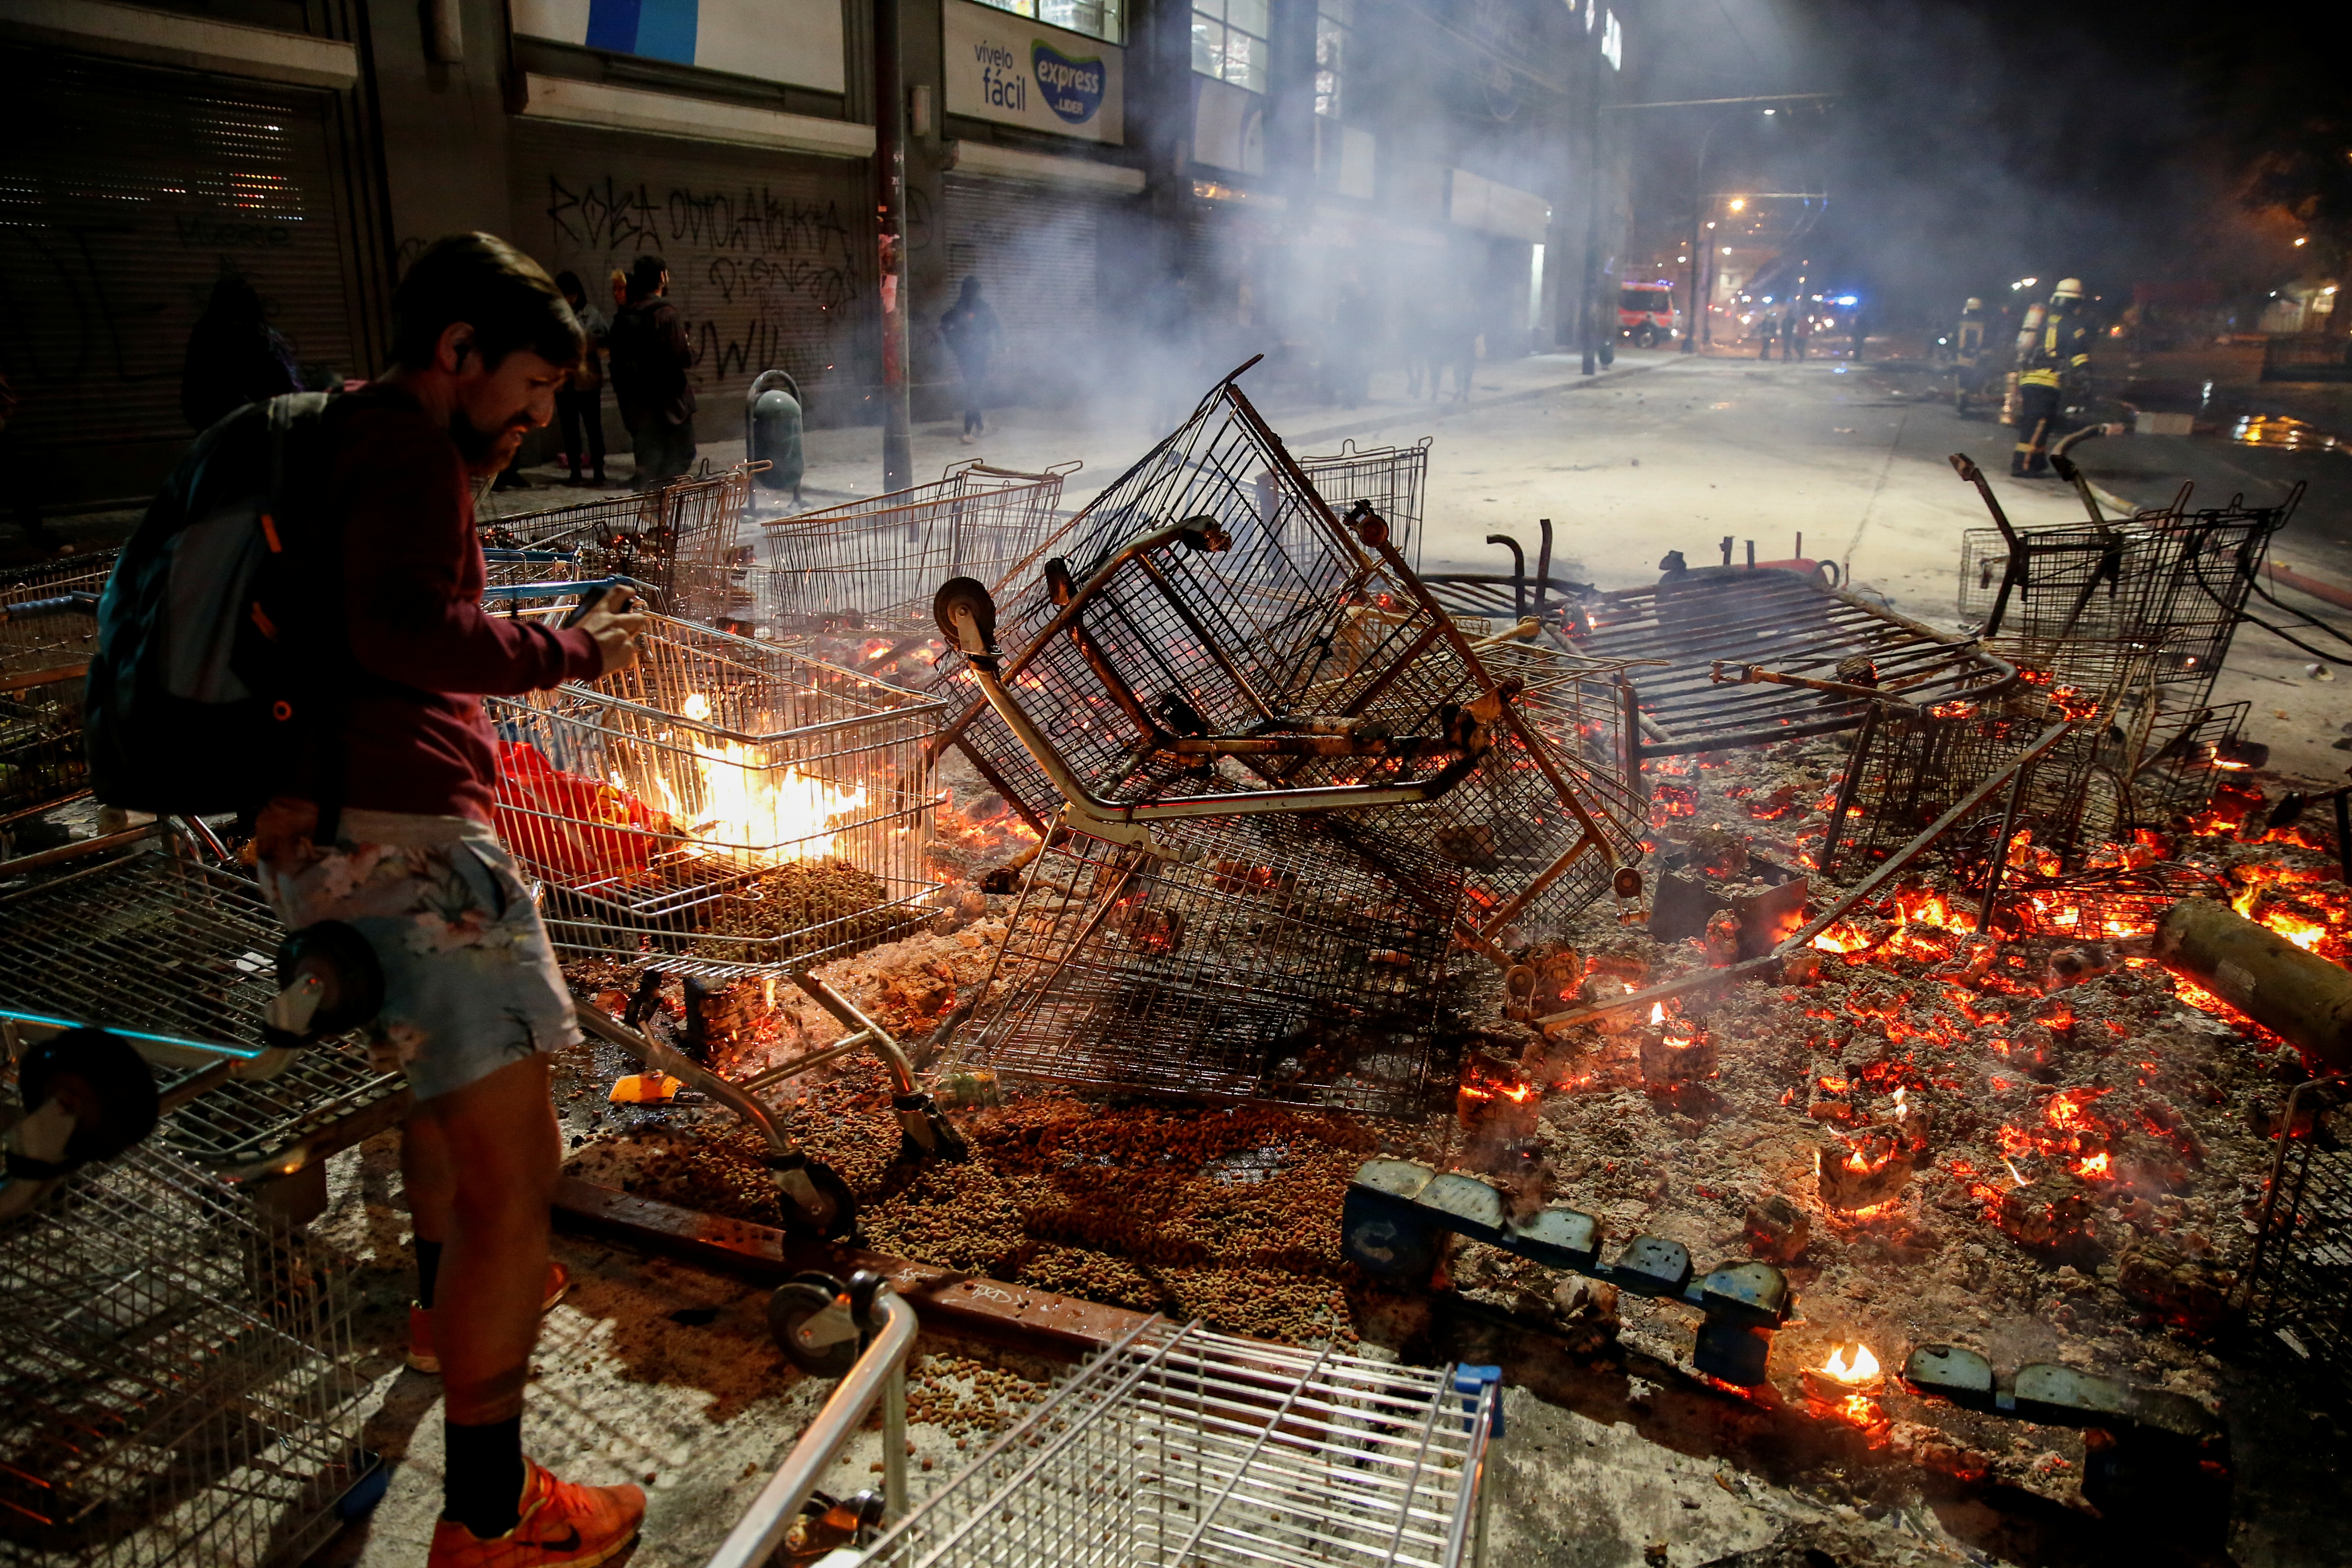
[{"x1": 0, "y1": 0, "x2": 1630, "y2": 508}]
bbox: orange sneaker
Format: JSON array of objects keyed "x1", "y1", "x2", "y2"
[
  {"x1": 408, "y1": 1263, "x2": 574, "y2": 1375},
  {"x1": 427, "y1": 1458, "x2": 644, "y2": 1567}
]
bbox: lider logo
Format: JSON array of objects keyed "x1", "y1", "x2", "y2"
[{"x1": 1032, "y1": 41, "x2": 1105, "y2": 125}]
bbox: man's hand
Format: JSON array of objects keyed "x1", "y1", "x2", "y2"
[
  {"x1": 574, "y1": 592, "x2": 650, "y2": 676},
  {"x1": 253, "y1": 796, "x2": 319, "y2": 871}
]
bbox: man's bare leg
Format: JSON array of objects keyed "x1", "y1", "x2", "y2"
[{"x1": 424, "y1": 1054, "x2": 560, "y2": 1425}]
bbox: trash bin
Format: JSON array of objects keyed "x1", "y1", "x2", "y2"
[{"x1": 745, "y1": 369, "x2": 804, "y2": 502}]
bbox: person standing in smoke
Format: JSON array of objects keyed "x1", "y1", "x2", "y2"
[
  {"x1": 1847, "y1": 304, "x2": 1869, "y2": 362},
  {"x1": 2012, "y1": 278, "x2": 2091, "y2": 476},
  {"x1": 1952, "y1": 296, "x2": 1989, "y2": 415},
  {"x1": 1782, "y1": 304, "x2": 1807, "y2": 361},
  {"x1": 1754, "y1": 300, "x2": 1779, "y2": 359},
  {"x1": 1326, "y1": 280, "x2": 1376, "y2": 409},
  {"x1": 1141, "y1": 267, "x2": 1199, "y2": 432},
  {"x1": 939, "y1": 276, "x2": 1002, "y2": 445}
]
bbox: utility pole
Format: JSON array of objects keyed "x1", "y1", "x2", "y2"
[
  {"x1": 874, "y1": 0, "x2": 912, "y2": 492},
  {"x1": 1577, "y1": 20, "x2": 1607, "y2": 376}
]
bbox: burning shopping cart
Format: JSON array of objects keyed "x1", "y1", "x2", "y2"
[
  {"x1": 754, "y1": 459, "x2": 1075, "y2": 632},
  {"x1": 485, "y1": 611, "x2": 945, "y2": 975},
  {"x1": 477, "y1": 464, "x2": 760, "y2": 625}
]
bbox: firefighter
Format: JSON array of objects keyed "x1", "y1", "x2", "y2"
[
  {"x1": 1952, "y1": 297, "x2": 1989, "y2": 416},
  {"x1": 2012, "y1": 278, "x2": 2091, "y2": 476}
]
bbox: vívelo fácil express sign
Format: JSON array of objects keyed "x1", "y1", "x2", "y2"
[{"x1": 943, "y1": 0, "x2": 1124, "y2": 144}]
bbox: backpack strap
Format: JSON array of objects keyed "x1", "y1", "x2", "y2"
[{"x1": 265, "y1": 392, "x2": 348, "y2": 846}]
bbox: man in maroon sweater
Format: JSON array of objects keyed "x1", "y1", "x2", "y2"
[{"x1": 253, "y1": 233, "x2": 649, "y2": 1567}]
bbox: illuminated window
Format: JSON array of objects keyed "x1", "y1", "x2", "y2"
[
  {"x1": 1193, "y1": 0, "x2": 1268, "y2": 93},
  {"x1": 971, "y1": 0, "x2": 1123, "y2": 45},
  {"x1": 1315, "y1": 0, "x2": 1350, "y2": 119}
]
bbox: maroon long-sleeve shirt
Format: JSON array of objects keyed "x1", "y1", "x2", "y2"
[{"x1": 311, "y1": 384, "x2": 602, "y2": 824}]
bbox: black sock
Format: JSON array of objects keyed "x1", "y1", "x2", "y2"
[
  {"x1": 415, "y1": 1238, "x2": 444, "y2": 1309},
  {"x1": 442, "y1": 1416, "x2": 525, "y2": 1538}
]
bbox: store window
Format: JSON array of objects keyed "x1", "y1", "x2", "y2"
[
  {"x1": 1315, "y1": 0, "x2": 1349, "y2": 119},
  {"x1": 1192, "y1": 0, "x2": 1268, "y2": 94},
  {"x1": 970, "y1": 0, "x2": 1123, "y2": 45}
]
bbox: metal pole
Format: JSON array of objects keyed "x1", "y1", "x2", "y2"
[
  {"x1": 1974, "y1": 758, "x2": 2036, "y2": 933},
  {"x1": 874, "y1": 0, "x2": 913, "y2": 492},
  {"x1": 1681, "y1": 119, "x2": 1721, "y2": 354},
  {"x1": 1578, "y1": 30, "x2": 1606, "y2": 376}
]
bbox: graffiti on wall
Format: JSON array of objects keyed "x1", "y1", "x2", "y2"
[{"x1": 536, "y1": 174, "x2": 869, "y2": 403}]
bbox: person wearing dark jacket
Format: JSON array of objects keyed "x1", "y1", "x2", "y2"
[
  {"x1": 551, "y1": 271, "x2": 608, "y2": 486},
  {"x1": 939, "y1": 276, "x2": 1002, "y2": 443},
  {"x1": 605, "y1": 255, "x2": 697, "y2": 484},
  {"x1": 180, "y1": 272, "x2": 302, "y2": 432}
]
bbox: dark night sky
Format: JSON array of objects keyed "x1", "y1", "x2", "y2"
[{"x1": 1618, "y1": 0, "x2": 2340, "y2": 322}]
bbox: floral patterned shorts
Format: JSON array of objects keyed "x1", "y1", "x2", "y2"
[{"x1": 259, "y1": 812, "x2": 579, "y2": 1100}]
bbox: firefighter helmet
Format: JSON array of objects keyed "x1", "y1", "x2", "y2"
[{"x1": 2050, "y1": 278, "x2": 2084, "y2": 301}]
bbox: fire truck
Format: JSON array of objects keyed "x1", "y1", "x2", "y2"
[{"x1": 1618, "y1": 280, "x2": 1680, "y2": 348}]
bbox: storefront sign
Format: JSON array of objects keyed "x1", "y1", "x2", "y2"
[
  {"x1": 944, "y1": 1, "x2": 1123, "y2": 145},
  {"x1": 512, "y1": 0, "x2": 845, "y2": 94}
]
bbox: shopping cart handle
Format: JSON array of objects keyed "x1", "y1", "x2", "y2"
[
  {"x1": 481, "y1": 548, "x2": 582, "y2": 564},
  {"x1": 479, "y1": 577, "x2": 650, "y2": 603},
  {"x1": 0, "y1": 591, "x2": 99, "y2": 623}
]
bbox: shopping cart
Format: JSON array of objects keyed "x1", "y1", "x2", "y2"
[
  {"x1": 967, "y1": 806, "x2": 1464, "y2": 1115},
  {"x1": 755, "y1": 460, "x2": 1076, "y2": 631},
  {"x1": 1296, "y1": 435, "x2": 1431, "y2": 572},
  {"x1": 0, "y1": 1141, "x2": 377, "y2": 1568},
  {"x1": 932, "y1": 368, "x2": 1629, "y2": 965},
  {"x1": 0, "y1": 839, "x2": 411, "y2": 1187},
  {"x1": 477, "y1": 464, "x2": 761, "y2": 626},
  {"x1": 1, "y1": 551, "x2": 111, "y2": 821},
  {"x1": 484, "y1": 611, "x2": 945, "y2": 975},
  {"x1": 712, "y1": 1313, "x2": 1502, "y2": 1568}
]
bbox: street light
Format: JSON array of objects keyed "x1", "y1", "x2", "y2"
[{"x1": 1683, "y1": 114, "x2": 1765, "y2": 353}]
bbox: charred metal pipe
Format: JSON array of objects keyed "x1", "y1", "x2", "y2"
[
  {"x1": 1708, "y1": 660, "x2": 1921, "y2": 714},
  {"x1": 2153, "y1": 899, "x2": 2352, "y2": 1071}
]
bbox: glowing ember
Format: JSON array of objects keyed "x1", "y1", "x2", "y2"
[
  {"x1": 1649, "y1": 1001, "x2": 1665, "y2": 1026},
  {"x1": 2075, "y1": 1152, "x2": 2112, "y2": 1179},
  {"x1": 1818, "y1": 1342, "x2": 1880, "y2": 1384},
  {"x1": 666, "y1": 692, "x2": 870, "y2": 865}
]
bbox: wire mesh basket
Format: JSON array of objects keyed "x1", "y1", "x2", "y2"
[
  {"x1": 477, "y1": 466, "x2": 757, "y2": 624},
  {"x1": 1825, "y1": 688, "x2": 2113, "y2": 877},
  {"x1": 754, "y1": 461, "x2": 1074, "y2": 632},
  {"x1": 934, "y1": 373, "x2": 1629, "y2": 963},
  {"x1": 2, "y1": 550, "x2": 110, "y2": 687},
  {"x1": 967, "y1": 809, "x2": 1461, "y2": 1115},
  {"x1": 1295, "y1": 436, "x2": 1430, "y2": 572},
  {"x1": 1, "y1": 552, "x2": 110, "y2": 820},
  {"x1": 0, "y1": 1141, "x2": 374, "y2": 1568},
  {"x1": 0, "y1": 846, "x2": 410, "y2": 1177},
  {"x1": 2241, "y1": 1075, "x2": 2352, "y2": 1404},
  {"x1": 485, "y1": 614, "x2": 945, "y2": 977},
  {"x1": 864, "y1": 1317, "x2": 1497, "y2": 1568}
]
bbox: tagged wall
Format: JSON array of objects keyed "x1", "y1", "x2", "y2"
[{"x1": 508, "y1": 120, "x2": 873, "y2": 434}]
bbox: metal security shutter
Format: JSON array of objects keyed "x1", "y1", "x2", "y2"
[
  {"x1": 507, "y1": 120, "x2": 872, "y2": 424},
  {"x1": 0, "y1": 48, "x2": 363, "y2": 507},
  {"x1": 941, "y1": 175, "x2": 1106, "y2": 391}
]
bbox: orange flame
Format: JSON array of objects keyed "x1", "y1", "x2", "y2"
[{"x1": 1818, "y1": 1343, "x2": 1881, "y2": 1383}]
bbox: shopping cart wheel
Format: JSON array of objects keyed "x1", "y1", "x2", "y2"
[
  {"x1": 264, "y1": 921, "x2": 385, "y2": 1049},
  {"x1": 768, "y1": 1271, "x2": 861, "y2": 1376},
  {"x1": 934, "y1": 577, "x2": 997, "y2": 655},
  {"x1": 13, "y1": 1027, "x2": 159, "y2": 1171},
  {"x1": 767, "y1": 1152, "x2": 857, "y2": 1240}
]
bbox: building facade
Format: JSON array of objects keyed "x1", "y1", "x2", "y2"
[{"x1": 0, "y1": 0, "x2": 1630, "y2": 508}]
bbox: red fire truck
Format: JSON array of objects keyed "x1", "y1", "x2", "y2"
[{"x1": 1618, "y1": 280, "x2": 1680, "y2": 348}]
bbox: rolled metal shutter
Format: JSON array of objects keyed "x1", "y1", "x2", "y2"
[
  {"x1": 0, "y1": 48, "x2": 363, "y2": 507},
  {"x1": 940, "y1": 175, "x2": 1105, "y2": 393},
  {"x1": 506, "y1": 120, "x2": 873, "y2": 424}
]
